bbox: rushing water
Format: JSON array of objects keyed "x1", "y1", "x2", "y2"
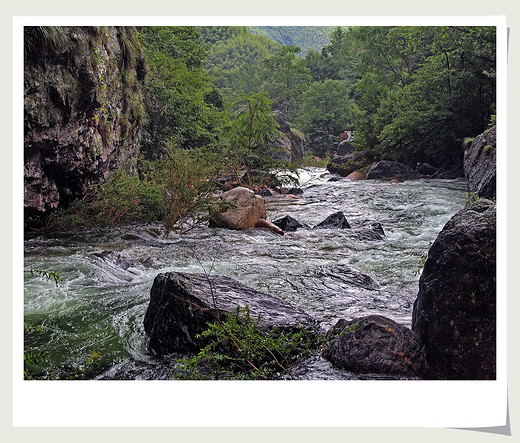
[{"x1": 23, "y1": 168, "x2": 468, "y2": 379}]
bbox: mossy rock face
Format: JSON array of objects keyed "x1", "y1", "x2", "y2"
[
  {"x1": 326, "y1": 152, "x2": 373, "y2": 177},
  {"x1": 24, "y1": 26, "x2": 146, "y2": 229}
]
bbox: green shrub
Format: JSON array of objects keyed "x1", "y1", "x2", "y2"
[
  {"x1": 159, "y1": 145, "x2": 228, "y2": 234},
  {"x1": 48, "y1": 169, "x2": 164, "y2": 229},
  {"x1": 175, "y1": 306, "x2": 318, "y2": 380}
]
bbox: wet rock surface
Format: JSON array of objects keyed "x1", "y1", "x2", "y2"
[
  {"x1": 144, "y1": 272, "x2": 319, "y2": 355},
  {"x1": 273, "y1": 215, "x2": 307, "y2": 232},
  {"x1": 365, "y1": 161, "x2": 420, "y2": 181},
  {"x1": 323, "y1": 315, "x2": 426, "y2": 377},
  {"x1": 24, "y1": 26, "x2": 146, "y2": 229},
  {"x1": 412, "y1": 199, "x2": 496, "y2": 379},
  {"x1": 314, "y1": 211, "x2": 351, "y2": 229}
]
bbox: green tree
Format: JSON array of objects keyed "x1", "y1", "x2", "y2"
[
  {"x1": 263, "y1": 46, "x2": 312, "y2": 118},
  {"x1": 138, "y1": 26, "x2": 224, "y2": 158},
  {"x1": 375, "y1": 26, "x2": 496, "y2": 166},
  {"x1": 296, "y1": 79, "x2": 355, "y2": 152},
  {"x1": 224, "y1": 92, "x2": 293, "y2": 188}
]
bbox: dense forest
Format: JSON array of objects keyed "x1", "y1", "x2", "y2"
[{"x1": 24, "y1": 25, "x2": 496, "y2": 232}]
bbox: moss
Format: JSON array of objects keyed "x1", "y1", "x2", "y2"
[{"x1": 483, "y1": 144, "x2": 495, "y2": 155}]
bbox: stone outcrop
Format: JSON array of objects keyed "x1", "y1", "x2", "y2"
[
  {"x1": 327, "y1": 152, "x2": 372, "y2": 177},
  {"x1": 24, "y1": 26, "x2": 146, "y2": 229},
  {"x1": 272, "y1": 110, "x2": 306, "y2": 161},
  {"x1": 209, "y1": 187, "x2": 283, "y2": 235},
  {"x1": 464, "y1": 125, "x2": 496, "y2": 199},
  {"x1": 351, "y1": 220, "x2": 385, "y2": 241},
  {"x1": 365, "y1": 161, "x2": 420, "y2": 181},
  {"x1": 416, "y1": 162, "x2": 438, "y2": 176},
  {"x1": 323, "y1": 315, "x2": 426, "y2": 377},
  {"x1": 336, "y1": 140, "x2": 355, "y2": 156},
  {"x1": 144, "y1": 272, "x2": 318, "y2": 355},
  {"x1": 412, "y1": 199, "x2": 496, "y2": 379}
]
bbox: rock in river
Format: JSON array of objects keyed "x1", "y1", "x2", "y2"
[
  {"x1": 273, "y1": 215, "x2": 307, "y2": 232},
  {"x1": 314, "y1": 211, "x2": 351, "y2": 229},
  {"x1": 412, "y1": 199, "x2": 496, "y2": 379},
  {"x1": 144, "y1": 272, "x2": 318, "y2": 355},
  {"x1": 323, "y1": 315, "x2": 426, "y2": 377},
  {"x1": 209, "y1": 187, "x2": 283, "y2": 235},
  {"x1": 365, "y1": 160, "x2": 420, "y2": 181}
]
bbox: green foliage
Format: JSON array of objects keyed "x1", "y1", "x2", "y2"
[
  {"x1": 350, "y1": 26, "x2": 496, "y2": 166},
  {"x1": 223, "y1": 92, "x2": 297, "y2": 188},
  {"x1": 248, "y1": 26, "x2": 333, "y2": 57},
  {"x1": 175, "y1": 306, "x2": 317, "y2": 380},
  {"x1": 262, "y1": 45, "x2": 312, "y2": 118},
  {"x1": 463, "y1": 137, "x2": 475, "y2": 147},
  {"x1": 296, "y1": 79, "x2": 355, "y2": 149},
  {"x1": 48, "y1": 169, "x2": 164, "y2": 229},
  {"x1": 24, "y1": 351, "x2": 45, "y2": 379},
  {"x1": 25, "y1": 269, "x2": 63, "y2": 286},
  {"x1": 157, "y1": 144, "x2": 227, "y2": 234},
  {"x1": 138, "y1": 26, "x2": 224, "y2": 158},
  {"x1": 302, "y1": 151, "x2": 330, "y2": 168},
  {"x1": 199, "y1": 26, "x2": 280, "y2": 97}
]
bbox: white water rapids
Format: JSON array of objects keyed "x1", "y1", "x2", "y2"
[{"x1": 23, "y1": 168, "x2": 468, "y2": 379}]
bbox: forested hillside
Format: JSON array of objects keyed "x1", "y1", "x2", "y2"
[
  {"x1": 248, "y1": 26, "x2": 333, "y2": 56},
  {"x1": 24, "y1": 25, "x2": 496, "y2": 231}
]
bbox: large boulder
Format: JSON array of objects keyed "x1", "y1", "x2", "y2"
[
  {"x1": 351, "y1": 220, "x2": 385, "y2": 241},
  {"x1": 464, "y1": 125, "x2": 496, "y2": 199},
  {"x1": 346, "y1": 170, "x2": 365, "y2": 181},
  {"x1": 412, "y1": 199, "x2": 496, "y2": 379},
  {"x1": 323, "y1": 315, "x2": 426, "y2": 377},
  {"x1": 327, "y1": 152, "x2": 371, "y2": 177},
  {"x1": 210, "y1": 187, "x2": 266, "y2": 230},
  {"x1": 336, "y1": 140, "x2": 355, "y2": 156},
  {"x1": 144, "y1": 272, "x2": 318, "y2": 355},
  {"x1": 365, "y1": 161, "x2": 420, "y2": 181}
]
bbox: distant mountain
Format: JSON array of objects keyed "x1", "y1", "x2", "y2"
[{"x1": 248, "y1": 26, "x2": 333, "y2": 56}]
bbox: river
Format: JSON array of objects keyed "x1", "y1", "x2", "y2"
[{"x1": 23, "y1": 168, "x2": 468, "y2": 380}]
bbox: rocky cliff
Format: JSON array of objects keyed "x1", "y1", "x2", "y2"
[
  {"x1": 464, "y1": 125, "x2": 496, "y2": 200},
  {"x1": 272, "y1": 110, "x2": 305, "y2": 162},
  {"x1": 24, "y1": 26, "x2": 146, "y2": 229}
]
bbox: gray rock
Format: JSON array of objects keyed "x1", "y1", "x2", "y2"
[
  {"x1": 412, "y1": 199, "x2": 496, "y2": 379},
  {"x1": 144, "y1": 272, "x2": 318, "y2": 355},
  {"x1": 314, "y1": 211, "x2": 351, "y2": 229},
  {"x1": 464, "y1": 125, "x2": 496, "y2": 199},
  {"x1": 365, "y1": 160, "x2": 420, "y2": 181},
  {"x1": 273, "y1": 215, "x2": 306, "y2": 232},
  {"x1": 323, "y1": 315, "x2": 426, "y2": 376}
]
